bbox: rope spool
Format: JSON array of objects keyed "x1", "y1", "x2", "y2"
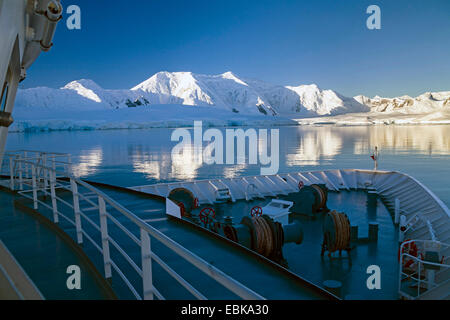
[
  {"x1": 252, "y1": 216, "x2": 274, "y2": 257},
  {"x1": 311, "y1": 184, "x2": 327, "y2": 210},
  {"x1": 322, "y1": 210, "x2": 350, "y2": 255},
  {"x1": 223, "y1": 224, "x2": 238, "y2": 242},
  {"x1": 240, "y1": 215, "x2": 278, "y2": 258},
  {"x1": 168, "y1": 188, "x2": 196, "y2": 213}
]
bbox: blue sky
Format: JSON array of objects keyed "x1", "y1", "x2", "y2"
[{"x1": 23, "y1": 0, "x2": 450, "y2": 98}]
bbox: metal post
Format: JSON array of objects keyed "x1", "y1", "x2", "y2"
[
  {"x1": 140, "y1": 228, "x2": 154, "y2": 300},
  {"x1": 24, "y1": 151, "x2": 28, "y2": 179},
  {"x1": 399, "y1": 215, "x2": 406, "y2": 243},
  {"x1": 9, "y1": 156, "x2": 14, "y2": 191},
  {"x1": 52, "y1": 156, "x2": 56, "y2": 172},
  {"x1": 394, "y1": 198, "x2": 400, "y2": 224},
  {"x1": 398, "y1": 244, "x2": 403, "y2": 298},
  {"x1": 70, "y1": 178, "x2": 83, "y2": 244},
  {"x1": 417, "y1": 260, "x2": 421, "y2": 297},
  {"x1": 67, "y1": 154, "x2": 72, "y2": 176},
  {"x1": 372, "y1": 146, "x2": 379, "y2": 171},
  {"x1": 31, "y1": 165, "x2": 38, "y2": 210},
  {"x1": 50, "y1": 170, "x2": 59, "y2": 223},
  {"x1": 99, "y1": 196, "x2": 112, "y2": 279},
  {"x1": 42, "y1": 154, "x2": 48, "y2": 191},
  {"x1": 18, "y1": 158, "x2": 23, "y2": 190}
]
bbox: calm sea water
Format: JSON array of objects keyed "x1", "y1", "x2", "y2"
[{"x1": 6, "y1": 125, "x2": 450, "y2": 208}]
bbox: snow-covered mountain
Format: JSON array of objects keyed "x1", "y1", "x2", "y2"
[
  {"x1": 15, "y1": 71, "x2": 449, "y2": 119},
  {"x1": 287, "y1": 84, "x2": 367, "y2": 115},
  {"x1": 15, "y1": 71, "x2": 368, "y2": 116},
  {"x1": 354, "y1": 91, "x2": 450, "y2": 114}
]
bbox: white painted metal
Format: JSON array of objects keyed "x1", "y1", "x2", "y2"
[
  {"x1": 399, "y1": 240, "x2": 449, "y2": 300},
  {"x1": 140, "y1": 228, "x2": 154, "y2": 300},
  {"x1": 99, "y1": 196, "x2": 112, "y2": 279},
  {"x1": 50, "y1": 170, "x2": 58, "y2": 223},
  {"x1": 0, "y1": 1, "x2": 62, "y2": 167},
  {"x1": 70, "y1": 178, "x2": 83, "y2": 245},
  {"x1": 3, "y1": 151, "x2": 449, "y2": 299},
  {"x1": 2, "y1": 152, "x2": 264, "y2": 300},
  {"x1": 31, "y1": 165, "x2": 37, "y2": 210},
  {"x1": 261, "y1": 199, "x2": 293, "y2": 225},
  {"x1": 130, "y1": 168, "x2": 450, "y2": 299}
]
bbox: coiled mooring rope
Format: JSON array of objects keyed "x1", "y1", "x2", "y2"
[
  {"x1": 328, "y1": 210, "x2": 350, "y2": 253},
  {"x1": 312, "y1": 184, "x2": 327, "y2": 210},
  {"x1": 252, "y1": 216, "x2": 274, "y2": 257}
]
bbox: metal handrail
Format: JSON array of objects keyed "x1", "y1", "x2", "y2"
[
  {"x1": 3, "y1": 152, "x2": 264, "y2": 300},
  {"x1": 398, "y1": 239, "x2": 449, "y2": 300}
]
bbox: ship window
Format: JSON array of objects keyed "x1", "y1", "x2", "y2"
[{"x1": 0, "y1": 81, "x2": 8, "y2": 112}]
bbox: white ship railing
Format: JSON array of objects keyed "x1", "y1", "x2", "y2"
[
  {"x1": 398, "y1": 240, "x2": 449, "y2": 300},
  {"x1": 132, "y1": 168, "x2": 450, "y2": 300},
  {"x1": 1, "y1": 151, "x2": 264, "y2": 300}
]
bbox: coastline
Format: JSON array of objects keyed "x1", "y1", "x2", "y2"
[{"x1": 9, "y1": 104, "x2": 450, "y2": 133}]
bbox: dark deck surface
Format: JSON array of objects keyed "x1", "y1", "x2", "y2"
[
  {"x1": 0, "y1": 187, "x2": 109, "y2": 299},
  {"x1": 188, "y1": 189, "x2": 400, "y2": 299},
  {"x1": 2, "y1": 178, "x2": 400, "y2": 300},
  {"x1": 97, "y1": 185, "x2": 333, "y2": 300}
]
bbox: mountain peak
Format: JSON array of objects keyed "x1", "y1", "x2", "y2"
[
  {"x1": 62, "y1": 79, "x2": 103, "y2": 103},
  {"x1": 62, "y1": 79, "x2": 102, "y2": 90},
  {"x1": 219, "y1": 71, "x2": 247, "y2": 86}
]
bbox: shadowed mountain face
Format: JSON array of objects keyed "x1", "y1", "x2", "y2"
[{"x1": 15, "y1": 71, "x2": 368, "y2": 116}]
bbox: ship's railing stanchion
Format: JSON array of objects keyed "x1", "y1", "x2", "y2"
[
  {"x1": 68, "y1": 154, "x2": 72, "y2": 176},
  {"x1": 140, "y1": 228, "x2": 154, "y2": 300},
  {"x1": 18, "y1": 157, "x2": 23, "y2": 190},
  {"x1": 98, "y1": 196, "x2": 112, "y2": 279},
  {"x1": 9, "y1": 155, "x2": 14, "y2": 191},
  {"x1": 42, "y1": 153, "x2": 48, "y2": 191},
  {"x1": 31, "y1": 165, "x2": 38, "y2": 209},
  {"x1": 50, "y1": 170, "x2": 59, "y2": 223},
  {"x1": 398, "y1": 239, "x2": 449, "y2": 300},
  {"x1": 70, "y1": 178, "x2": 83, "y2": 245},
  {"x1": 1, "y1": 150, "x2": 266, "y2": 300},
  {"x1": 24, "y1": 151, "x2": 28, "y2": 179}
]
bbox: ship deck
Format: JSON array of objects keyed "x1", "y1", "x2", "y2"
[
  {"x1": 187, "y1": 188, "x2": 399, "y2": 299},
  {"x1": 2, "y1": 165, "x2": 449, "y2": 299},
  {"x1": 0, "y1": 186, "x2": 114, "y2": 299},
  {"x1": 3, "y1": 177, "x2": 399, "y2": 299}
]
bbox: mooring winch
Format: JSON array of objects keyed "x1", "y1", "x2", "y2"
[
  {"x1": 321, "y1": 210, "x2": 351, "y2": 258},
  {"x1": 166, "y1": 184, "x2": 345, "y2": 266},
  {"x1": 285, "y1": 183, "x2": 330, "y2": 218},
  {"x1": 189, "y1": 204, "x2": 304, "y2": 265}
]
